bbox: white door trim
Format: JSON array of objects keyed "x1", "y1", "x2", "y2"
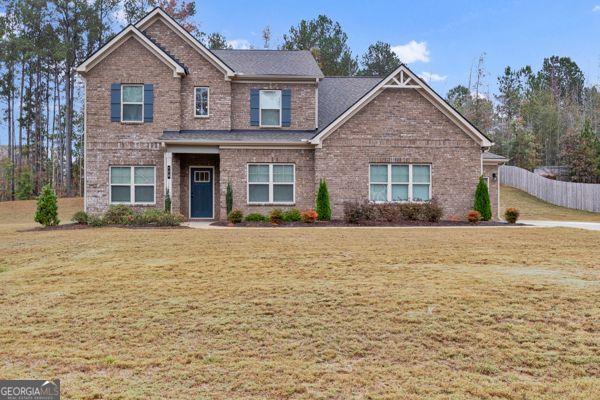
[{"x1": 188, "y1": 165, "x2": 215, "y2": 220}]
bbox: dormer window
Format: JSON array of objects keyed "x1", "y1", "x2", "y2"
[
  {"x1": 121, "y1": 84, "x2": 144, "y2": 123},
  {"x1": 259, "y1": 90, "x2": 281, "y2": 127}
]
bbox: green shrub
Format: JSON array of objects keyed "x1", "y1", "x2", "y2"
[
  {"x1": 226, "y1": 182, "x2": 233, "y2": 216},
  {"x1": 164, "y1": 189, "x2": 171, "y2": 213},
  {"x1": 88, "y1": 215, "x2": 105, "y2": 227},
  {"x1": 301, "y1": 209, "x2": 318, "y2": 223},
  {"x1": 16, "y1": 168, "x2": 34, "y2": 200},
  {"x1": 103, "y1": 204, "x2": 134, "y2": 224},
  {"x1": 269, "y1": 208, "x2": 283, "y2": 223},
  {"x1": 156, "y1": 212, "x2": 185, "y2": 226},
  {"x1": 315, "y1": 179, "x2": 332, "y2": 220},
  {"x1": 71, "y1": 211, "x2": 89, "y2": 224},
  {"x1": 228, "y1": 208, "x2": 243, "y2": 224},
  {"x1": 343, "y1": 201, "x2": 377, "y2": 223},
  {"x1": 467, "y1": 210, "x2": 481, "y2": 224},
  {"x1": 474, "y1": 176, "x2": 492, "y2": 221},
  {"x1": 504, "y1": 207, "x2": 520, "y2": 224},
  {"x1": 34, "y1": 184, "x2": 59, "y2": 227},
  {"x1": 344, "y1": 200, "x2": 444, "y2": 224},
  {"x1": 245, "y1": 213, "x2": 267, "y2": 222},
  {"x1": 282, "y1": 208, "x2": 301, "y2": 222},
  {"x1": 137, "y1": 209, "x2": 163, "y2": 224},
  {"x1": 420, "y1": 198, "x2": 444, "y2": 222}
]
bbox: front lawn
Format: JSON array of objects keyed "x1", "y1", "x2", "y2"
[{"x1": 0, "y1": 199, "x2": 598, "y2": 399}]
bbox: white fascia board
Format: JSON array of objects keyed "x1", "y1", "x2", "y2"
[
  {"x1": 76, "y1": 26, "x2": 185, "y2": 78},
  {"x1": 135, "y1": 8, "x2": 235, "y2": 78},
  {"x1": 310, "y1": 64, "x2": 493, "y2": 148}
]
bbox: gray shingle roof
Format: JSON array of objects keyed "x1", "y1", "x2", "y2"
[
  {"x1": 483, "y1": 152, "x2": 508, "y2": 160},
  {"x1": 317, "y1": 77, "x2": 383, "y2": 131},
  {"x1": 211, "y1": 49, "x2": 323, "y2": 77},
  {"x1": 161, "y1": 129, "x2": 316, "y2": 143}
]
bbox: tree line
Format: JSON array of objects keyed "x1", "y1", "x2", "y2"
[{"x1": 1, "y1": 1, "x2": 599, "y2": 202}]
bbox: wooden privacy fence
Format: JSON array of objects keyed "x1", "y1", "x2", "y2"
[{"x1": 500, "y1": 165, "x2": 600, "y2": 212}]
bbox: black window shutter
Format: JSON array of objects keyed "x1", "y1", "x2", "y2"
[
  {"x1": 250, "y1": 89, "x2": 259, "y2": 126},
  {"x1": 282, "y1": 89, "x2": 291, "y2": 127},
  {"x1": 110, "y1": 83, "x2": 121, "y2": 122},
  {"x1": 144, "y1": 84, "x2": 154, "y2": 123}
]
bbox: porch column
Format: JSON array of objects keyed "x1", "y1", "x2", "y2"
[{"x1": 170, "y1": 154, "x2": 181, "y2": 214}]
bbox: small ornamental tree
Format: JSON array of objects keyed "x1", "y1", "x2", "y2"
[
  {"x1": 226, "y1": 182, "x2": 233, "y2": 216},
  {"x1": 474, "y1": 176, "x2": 492, "y2": 221},
  {"x1": 164, "y1": 189, "x2": 172, "y2": 213},
  {"x1": 34, "y1": 184, "x2": 60, "y2": 227},
  {"x1": 315, "y1": 179, "x2": 332, "y2": 220}
]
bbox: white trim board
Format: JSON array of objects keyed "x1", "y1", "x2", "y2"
[
  {"x1": 76, "y1": 25, "x2": 185, "y2": 78},
  {"x1": 188, "y1": 165, "x2": 215, "y2": 220},
  {"x1": 310, "y1": 64, "x2": 493, "y2": 149}
]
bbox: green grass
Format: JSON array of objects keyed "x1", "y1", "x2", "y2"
[{"x1": 0, "y1": 198, "x2": 599, "y2": 399}]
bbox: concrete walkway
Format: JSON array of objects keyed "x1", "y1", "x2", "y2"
[{"x1": 519, "y1": 220, "x2": 600, "y2": 231}]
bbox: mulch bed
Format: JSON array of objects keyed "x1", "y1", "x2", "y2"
[
  {"x1": 20, "y1": 223, "x2": 190, "y2": 232},
  {"x1": 211, "y1": 220, "x2": 521, "y2": 228}
]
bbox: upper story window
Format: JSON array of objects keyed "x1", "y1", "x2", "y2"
[
  {"x1": 121, "y1": 84, "x2": 144, "y2": 123},
  {"x1": 259, "y1": 90, "x2": 281, "y2": 127},
  {"x1": 369, "y1": 164, "x2": 431, "y2": 202},
  {"x1": 195, "y1": 87, "x2": 209, "y2": 117}
]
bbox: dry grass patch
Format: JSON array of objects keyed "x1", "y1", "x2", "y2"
[
  {"x1": 0, "y1": 199, "x2": 599, "y2": 399},
  {"x1": 501, "y1": 185, "x2": 600, "y2": 222}
]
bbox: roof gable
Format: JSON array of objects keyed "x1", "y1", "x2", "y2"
[
  {"x1": 76, "y1": 26, "x2": 186, "y2": 77},
  {"x1": 311, "y1": 65, "x2": 493, "y2": 148}
]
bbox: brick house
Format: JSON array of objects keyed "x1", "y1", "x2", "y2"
[{"x1": 77, "y1": 7, "x2": 507, "y2": 221}]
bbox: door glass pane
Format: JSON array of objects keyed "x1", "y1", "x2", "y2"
[
  {"x1": 369, "y1": 184, "x2": 387, "y2": 201},
  {"x1": 249, "y1": 184, "x2": 269, "y2": 202},
  {"x1": 111, "y1": 186, "x2": 130, "y2": 202},
  {"x1": 134, "y1": 167, "x2": 154, "y2": 184},
  {"x1": 392, "y1": 165, "x2": 409, "y2": 182},
  {"x1": 195, "y1": 88, "x2": 208, "y2": 116},
  {"x1": 413, "y1": 184, "x2": 430, "y2": 201},
  {"x1": 122, "y1": 85, "x2": 143, "y2": 102},
  {"x1": 248, "y1": 165, "x2": 269, "y2": 183},
  {"x1": 392, "y1": 184, "x2": 409, "y2": 201},
  {"x1": 260, "y1": 90, "x2": 281, "y2": 109},
  {"x1": 273, "y1": 165, "x2": 294, "y2": 182},
  {"x1": 123, "y1": 104, "x2": 143, "y2": 121},
  {"x1": 370, "y1": 165, "x2": 388, "y2": 183},
  {"x1": 135, "y1": 186, "x2": 154, "y2": 203},
  {"x1": 111, "y1": 167, "x2": 131, "y2": 184},
  {"x1": 273, "y1": 184, "x2": 293, "y2": 202},
  {"x1": 413, "y1": 165, "x2": 430, "y2": 183},
  {"x1": 261, "y1": 109, "x2": 280, "y2": 126}
]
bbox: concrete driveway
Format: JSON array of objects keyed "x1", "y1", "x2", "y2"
[{"x1": 520, "y1": 220, "x2": 600, "y2": 231}]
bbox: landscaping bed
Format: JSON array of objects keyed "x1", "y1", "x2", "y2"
[
  {"x1": 212, "y1": 219, "x2": 513, "y2": 227},
  {"x1": 21, "y1": 223, "x2": 189, "y2": 232}
]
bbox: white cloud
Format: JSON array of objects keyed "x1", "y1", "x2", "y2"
[
  {"x1": 227, "y1": 39, "x2": 252, "y2": 49},
  {"x1": 391, "y1": 40, "x2": 430, "y2": 64},
  {"x1": 419, "y1": 72, "x2": 447, "y2": 82},
  {"x1": 593, "y1": 5, "x2": 600, "y2": 12}
]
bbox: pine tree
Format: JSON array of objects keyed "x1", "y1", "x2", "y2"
[
  {"x1": 473, "y1": 176, "x2": 492, "y2": 221},
  {"x1": 34, "y1": 184, "x2": 59, "y2": 226},
  {"x1": 315, "y1": 179, "x2": 331, "y2": 221}
]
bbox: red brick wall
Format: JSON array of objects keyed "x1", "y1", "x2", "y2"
[{"x1": 315, "y1": 89, "x2": 483, "y2": 219}]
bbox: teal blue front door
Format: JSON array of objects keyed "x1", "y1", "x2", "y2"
[{"x1": 190, "y1": 167, "x2": 213, "y2": 218}]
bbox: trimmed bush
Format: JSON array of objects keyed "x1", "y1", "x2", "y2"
[
  {"x1": 245, "y1": 213, "x2": 267, "y2": 222},
  {"x1": 72, "y1": 211, "x2": 89, "y2": 225},
  {"x1": 228, "y1": 208, "x2": 243, "y2": 224},
  {"x1": 504, "y1": 207, "x2": 520, "y2": 224},
  {"x1": 301, "y1": 209, "x2": 318, "y2": 223},
  {"x1": 343, "y1": 201, "x2": 377, "y2": 223},
  {"x1": 269, "y1": 208, "x2": 283, "y2": 223},
  {"x1": 88, "y1": 215, "x2": 105, "y2": 227},
  {"x1": 34, "y1": 184, "x2": 60, "y2": 227},
  {"x1": 343, "y1": 200, "x2": 444, "y2": 224},
  {"x1": 474, "y1": 176, "x2": 492, "y2": 221},
  {"x1": 315, "y1": 179, "x2": 332, "y2": 220},
  {"x1": 164, "y1": 189, "x2": 171, "y2": 213},
  {"x1": 103, "y1": 204, "x2": 134, "y2": 224},
  {"x1": 282, "y1": 208, "x2": 301, "y2": 222},
  {"x1": 226, "y1": 182, "x2": 233, "y2": 216},
  {"x1": 467, "y1": 210, "x2": 481, "y2": 224},
  {"x1": 420, "y1": 198, "x2": 444, "y2": 222}
]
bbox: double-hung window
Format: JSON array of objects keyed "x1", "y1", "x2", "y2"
[
  {"x1": 110, "y1": 166, "x2": 155, "y2": 204},
  {"x1": 248, "y1": 164, "x2": 294, "y2": 204},
  {"x1": 195, "y1": 87, "x2": 209, "y2": 117},
  {"x1": 259, "y1": 90, "x2": 281, "y2": 127},
  {"x1": 121, "y1": 84, "x2": 144, "y2": 122},
  {"x1": 369, "y1": 164, "x2": 431, "y2": 202}
]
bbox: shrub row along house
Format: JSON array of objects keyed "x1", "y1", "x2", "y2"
[{"x1": 76, "y1": 7, "x2": 507, "y2": 221}]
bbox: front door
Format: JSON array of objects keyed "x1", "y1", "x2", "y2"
[{"x1": 190, "y1": 167, "x2": 213, "y2": 218}]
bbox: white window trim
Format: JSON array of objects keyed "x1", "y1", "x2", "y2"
[
  {"x1": 247, "y1": 163, "x2": 295, "y2": 205},
  {"x1": 259, "y1": 89, "x2": 282, "y2": 128},
  {"x1": 194, "y1": 86, "x2": 210, "y2": 118},
  {"x1": 109, "y1": 166, "x2": 156, "y2": 205},
  {"x1": 368, "y1": 164, "x2": 432, "y2": 203},
  {"x1": 121, "y1": 84, "x2": 144, "y2": 123}
]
